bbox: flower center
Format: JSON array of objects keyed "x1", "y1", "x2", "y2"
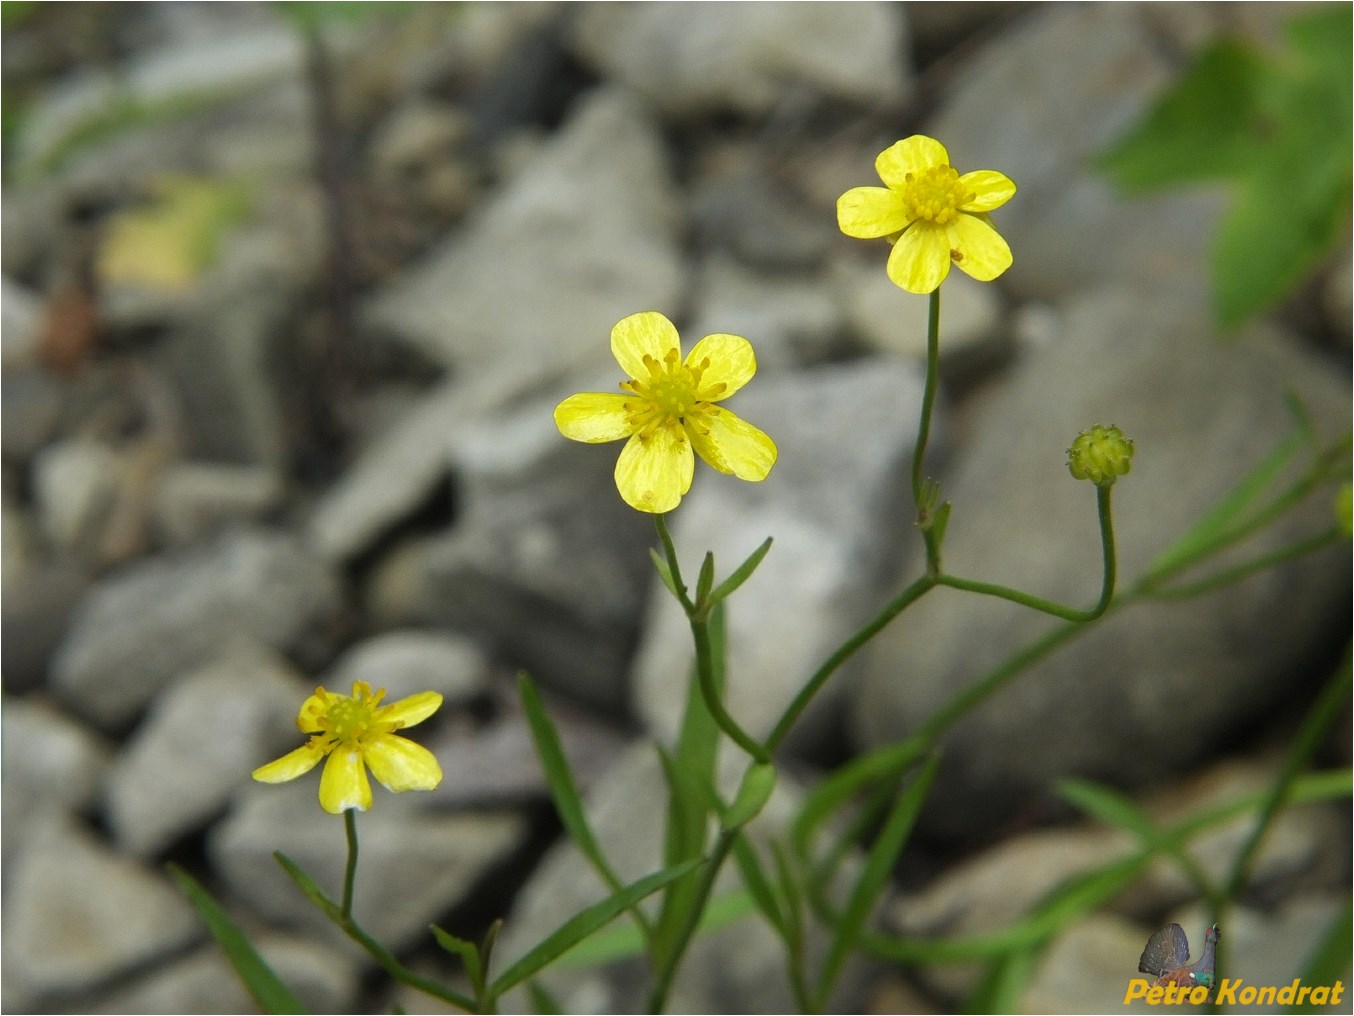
[
  {"x1": 327, "y1": 697, "x2": 374, "y2": 743},
  {"x1": 901, "y1": 165, "x2": 969, "y2": 226},
  {"x1": 619, "y1": 348, "x2": 725, "y2": 436},
  {"x1": 305, "y1": 682, "x2": 389, "y2": 746}
]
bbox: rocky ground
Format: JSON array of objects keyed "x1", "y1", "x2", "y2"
[{"x1": 2, "y1": 3, "x2": 1349, "y2": 1014}]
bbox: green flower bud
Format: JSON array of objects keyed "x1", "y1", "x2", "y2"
[{"x1": 1067, "y1": 424, "x2": 1134, "y2": 486}]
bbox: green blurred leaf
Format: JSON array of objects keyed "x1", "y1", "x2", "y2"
[
  {"x1": 813, "y1": 753, "x2": 939, "y2": 1009},
  {"x1": 967, "y1": 946, "x2": 1040, "y2": 1015},
  {"x1": 732, "y1": 834, "x2": 786, "y2": 938},
  {"x1": 429, "y1": 926, "x2": 484, "y2": 996},
  {"x1": 1290, "y1": 901, "x2": 1352, "y2": 1012},
  {"x1": 707, "y1": 537, "x2": 773, "y2": 607},
  {"x1": 488, "y1": 860, "x2": 701, "y2": 998},
  {"x1": 1097, "y1": 39, "x2": 1271, "y2": 190},
  {"x1": 169, "y1": 865, "x2": 307, "y2": 1014}
]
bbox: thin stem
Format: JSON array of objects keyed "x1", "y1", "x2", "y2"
[
  {"x1": 342, "y1": 807, "x2": 359, "y2": 919},
  {"x1": 655, "y1": 514, "x2": 694, "y2": 612},
  {"x1": 647, "y1": 830, "x2": 738, "y2": 1013},
  {"x1": 691, "y1": 614, "x2": 770, "y2": 764},
  {"x1": 911, "y1": 288, "x2": 941, "y2": 508},
  {"x1": 766, "y1": 575, "x2": 937, "y2": 753},
  {"x1": 936, "y1": 483, "x2": 1118, "y2": 622}
]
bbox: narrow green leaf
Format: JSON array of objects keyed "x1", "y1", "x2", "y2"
[
  {"x1": 707, "y1": 537, "x2": 773, "y2": 606},
  {"x1": 966, "y1": 946, "x2": 1040, "y2": 1015},
  {"x1": 1290, "y1": 901, "x2": 1352, "y2": 1012},
  {"x1": 519, "y1": 675, "x2": 633, "y2": 905},
  {"x1": 169, "y1": 865, "x2": 307, "y2": 1014},
  {"x1": 430, "y1": 926, "x2": 483, "y2": 995},
  {"x1": 488, "y1": 861, "x2": 701, "y2": 997},
  {"x1": 650, "y1": 548, "x2": 681, "y2": 600},
  {"x1": 731, "y1": 834, "x2": 786, "y2": 938},
  {"x1": 1144, "y1": 427, "x2": 1304, "y2": 581},
  {"x1": 791, "y1": 739, "x2": 923, "y2": 858},
  {"x1": 527, "y1": 979, "x2": 564, "y2": 1014},
  {"x1": 273, "y1": 852, "x2": 341, "y2": 919},
  {"x1": 695, "y1": 551, "x2": 716, "y2": 607},
  {"x1": 814, "y1": 753, "x2": 940, "y2": 1009}
]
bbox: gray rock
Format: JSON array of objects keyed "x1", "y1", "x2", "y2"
[
  {"x1": 152, "y1": 459, "x2": 286, "y2": 546},
  {"x1": 1, "y1": 274, "x2": 42, "y2": 368},
  {"x1": 925, "y1": 4, "x2": 1226, "y2": 302},
  {"x1": 85, "y1": 935, "x2": 360, "y2": 1015},
  {"x1": 425, "y1": 706, "x2": 630, "y2": 809},
  {"x1": 51, "y1": 528, "x2": 343, "y2": 729},
  {"x1": 834, "y1": 257, "x2": 1007, "y2": 373},
  {"x1": 691, "y1": 165, "x2": 835, "y2": 272},
  {"x1": 632, "y1": 357, "x2": 925, "y2": 756},
  {"x1": 852, "y1": 285, "x2": 1351, "y2": 839},
  {"x1": 104, "y1": 644, "x2": 312, "y2": 857},
  {"x1": 570, "y1": 3, "x2": 912, "y2": 117},
  {"x1": 1, "y1": 698, "x2": 110, "y2": 863},
  {"x1": 1023, "y1": 911, "x2": 1161, "y2": 1016},
  {"x1": 1, "y1": 368, "x2": 65, "y2": 462},
  {"x1": 212, "y1": 780, "x2": 528, "y2": 952},
  {"x1": 1, "y1": 545, "x2": 90, "y2": 694},
  {"x1": 326, "y1": 629, "x2": 491, "y2": 708},
  {"x1": 363, "y1": 381, "x2": 654, "y2": 711},
  {"x1": 1, "y1": 814, "x2": 201, "y2": 1005},
  {"x1": 687, "y1": 254, "x2": 843, "y2": 371},
  {"x1": 363, "y1": 86, "x2": 684, "y2": 376},
  {"x1": 30, "y1": 438, "x2": 122, "y2": 553}
]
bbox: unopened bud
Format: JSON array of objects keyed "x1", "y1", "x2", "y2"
[{"x1": 1067, "y1": 425, "x2": 1134, "y2": 486}]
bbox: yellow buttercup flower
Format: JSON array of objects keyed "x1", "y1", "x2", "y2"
[
  {"x1": 554, "y1": 312, "x2": 777, "y2": 513},
  {"x1": 252, "y1": 681, "x2": 443, "y2": 814},
  {"x1": 837, "y1": 135, "x2": 1016, "y2": 294}
]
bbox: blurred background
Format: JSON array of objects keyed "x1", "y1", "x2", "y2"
[{"x1": 2, "y1": 3, "x2": 1349, "y2": 1013}]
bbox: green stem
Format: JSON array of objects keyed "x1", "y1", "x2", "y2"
[
  {"x1": 691, "y1": 614, "x2": 770, "y2": 764},
  {"x1": 914, "y1": 289, "x2": 944, "y2": 573},
  {"x1": 655, "y1": 513, "x2": 694, "y2": 612},
  {"x1": 935, "y1": 484, "x2": 1118, "y2": 622},
  {"x1": 342, "y1": 807, "x2": 359, "y2": 919},
  {"x1": 648, "y1": 830, "x2": 738, "y2": 1013},
  {"x1": 766, "y1": 575, "x2": 937, "y2": 754}
]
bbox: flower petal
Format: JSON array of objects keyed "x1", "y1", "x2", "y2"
[
  {"x1": 685, "y1": 333, "x2": 756, "y2": 401},
  {"x1": 837, "y1": 186, "x2": 910, "y2": 239},
  {"x1": 377, "y1": 691, "x2": 443, "y2": 731},
  {"x1": 688, "y1": 406, "x2": 777, "y2": 481},
  {"x1": 611, "y1": 312, "x2": 680, "y2": 381},
  {"x1": 614, "y1": 426, "x2": 693, "y2": 513},
  {"x1": 948, "y1": 213, "x2": 1013, "y2": 282},
  {"x1": 295, "y1": 688, "x2": 332, "y2": 733},
  {"x1": 959, "y1": 170, "x2": 1016, "y2": 213},
  {"x1": 875, "y1": 135, "x2": 949, "y2": 187},
  {"x1": 887, "y1": 222, "x2": 952, "y2": 293},
  {"x1": 365, "y1": 733, "x2": 443, "y2": 793},
  {"x1": 554, "y1": 392, "x2": 635, "y2": 443},
  {"x1": 319, "y1": 747, "x2": 372, "y2": 814},
  {"x1": 252, "y1": 741, "x2": 326, "y2": 783}
]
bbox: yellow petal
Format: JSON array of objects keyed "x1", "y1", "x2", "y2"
[
  {"x1": 837, "y1": 186, "x2": 910, "y2": 239},
  {"x1": 685, "y1": 333, "x2": 756, "y2": 401},
  {"x1": 948, "y1": 213, "x2": 1013, "y2": 282},
  {"x1": 614, "y1": 426, "x2": 693, "y2": 513},
  {"x1": 554, "y1": 392, "x2": 635, "y2": 443},
  {"x1": 365, "y1": 733, "x2": 443, "y2": 793},
  {"x1": 252, "y1": 741, "x2": 327, "y2": 783},
  {"x1": 377, "y1": 691, "x2": 443, "y2": 731},
  {"x1": 319, "y1": 747, "x2": 372, "y2": 814},
  {"x1": 959, "y1": 170, "x2": 1016, "y2": 213},
  {"x1": 611, "y1": 312, "x2": 680, "y2": 381},
  {"x1": 295, "y1": 687, "x2": 331, "y2": 732},
  {"x1": 875, "y1": 135, "x2": 948, "y2": 188},
  {"x1": 688, "y1": 407, "x2": 777, "y2": 481},
  {"x1": 887, "y1": 222, "x2": 952, "y2": 293}
]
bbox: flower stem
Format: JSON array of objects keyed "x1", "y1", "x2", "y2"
[
  {"x1": 342, "y1": 808, "x2": 359, "y2": 919},
  {"x1": 765, "y1": 574, "x2": 937, "y2": 754},
  {"x1": 647, "y1": 829, "x2": 738, "y2": 1013},
  {"x1": 690, "y1": 614, "x2": 770, "y2": 764},
  {"x1": 935, "y1": 483, "x2": 1119, "y2": 622},
  {"x1": 914, "y1": 289, "x2": 945, "y2": 573}
]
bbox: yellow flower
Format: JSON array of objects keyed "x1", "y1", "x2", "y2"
[
  {"x1": 252, "y1": 681, "x2": 443, "y2": 814},
  {"x1": 837, "y1": 135, "x2": 1016, "y2": 294},
  {"x1": 554, "y1": 312, "x2": 777, "y2": 513}
]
